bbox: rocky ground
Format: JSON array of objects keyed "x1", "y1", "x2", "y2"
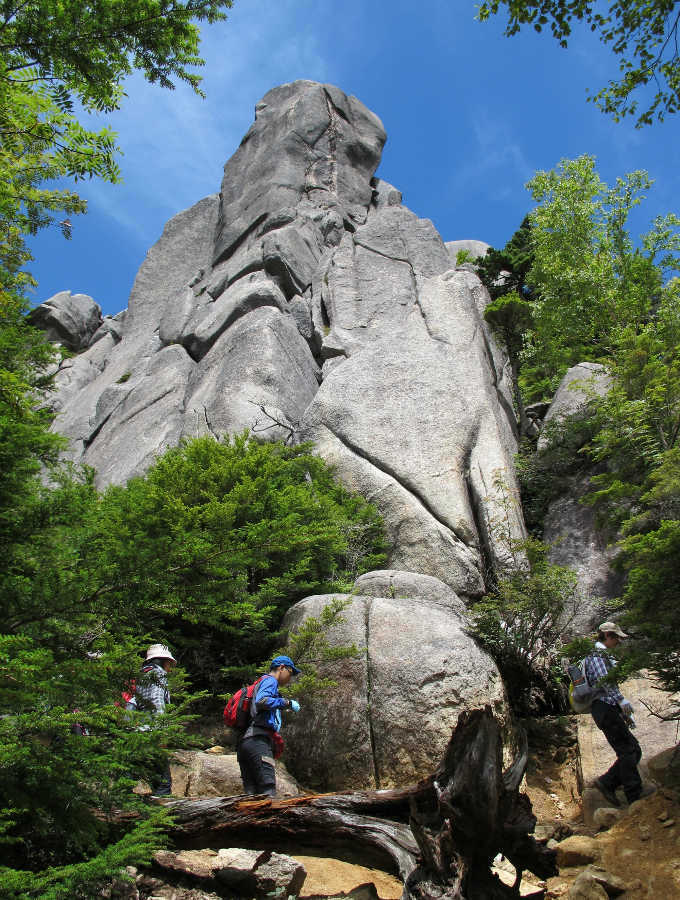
[
  {"x1": 114, "y1": 706, "x2": 680, "y2": 899},
  {"x1": 542, "y1": 789, "x2": 680, "y2": 898},
  {"x1": 514, "y1": 715, "x2": 680, "y2": 899}
]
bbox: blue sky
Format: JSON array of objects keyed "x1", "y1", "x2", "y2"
[{"x1": 27, "y1": 0, "x2": 680, "y2": 316}]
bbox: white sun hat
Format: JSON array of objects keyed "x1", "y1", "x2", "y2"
[{"x1": 145, "y1": 644, "x2": 177, "y2": 663}]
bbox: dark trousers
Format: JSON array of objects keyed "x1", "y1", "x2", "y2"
[
  {"x1": 151, "y1": 763, "x2": 172, "y2": 797},
  {"x1": 591, "y1": 699, "x2": 642, "y2": 802},
  {"x1": 236, "y1": 735, "x2": 276, "y2": 796}
]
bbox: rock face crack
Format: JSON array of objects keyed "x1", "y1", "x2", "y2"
[
  {"x1": 364, "y1": 597, "x2": 380, "y2": 789},
  {"x1": 476, "y1": 320, "x2": 519, "y2": 435},
  {"x1": 115, "y1": 383, "x2": 177, "y2": 428},
  {"x1": 323, "y1": 88, "x2": 351, "y2": 124},
  {"x1": 322, "y1": 91, "x2": 339, "y2": 195},
  {"x1": 462, "y1": 415, "x2": 493, "y2": 589},
  {"x1": 329, "y1": 425, "x2": 473, "y2": 548},
  {"x1": 213, "y1": 211, "x2": 268, "y2": 268},
  {"x1": 83, "y1": 412, "x2": 112, "y2": 449},
  {"x1": 413, "y1": 294, "x2": 449, "y2": 345},
  {"x1": 352, "y1": 238, "x2": 409, "y2": 266}
]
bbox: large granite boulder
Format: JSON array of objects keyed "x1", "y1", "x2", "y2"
[
  {"x1": 28, "y1": 290, "x2": 102, "y2": 351},
  {"x1": 170, "y1": 750, "x2": 300, "y2": 798},
  {"x1": 543, "y1": 474, "x2": 623, "y2": 636},
  {"x1": 353, "y1": 569, "x2": 467, "y2": 616},
  {"x1": 45, "y1": 80, "x2": 525, "y2": 592},
  {"x1": 538, "y1": 362, "x2": 610, "y2": 452},
  {"x1": 538, "y1": 362, "x2": 617, "y2": 634},
  {"x1": 281, "y1": 573, "x2": 509, "y2": 791}
]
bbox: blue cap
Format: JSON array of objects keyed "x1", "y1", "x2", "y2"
[{"x1": 270, "y1": 654, "x2": 301, "y2": 674}]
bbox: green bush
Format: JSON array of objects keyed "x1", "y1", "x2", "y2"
[
  {"x1": 471, "y1": 492, "x2": 585, "y2": 716},
  {"x1": 87, "y1": 433, "x2": 387, "y2": 694}
]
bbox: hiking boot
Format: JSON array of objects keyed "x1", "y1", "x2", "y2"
[
  {"x1": 594, "y1": 778, "x2": 621, "y2": 807},
  {"x1": 628, "y1": 784, "x2": 657, "y2": 803}
]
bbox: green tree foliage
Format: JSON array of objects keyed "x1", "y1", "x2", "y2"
[
  {"x1": 477, "y1": 0, "x2": 680, "y2": 126},
  {"x1": 0, "y1": 294, "x2": 62, "y2": 536},
  {"x1": 471, "y1": 533, "x2": 583, "y2": 716},
  {"x1": 474, "y1": 215, "x2": 535, "y2": 302},
  {"x1": 0, "y1": 340, "x2": 194, "y2": 892},
  {"x1": 477, "y1": 158, "x2": 680, "y2": 409},
  {"x1": 0, "y1": 634, "x2": 194, "y2": 897},
  {"x1": 88, "y1": 434, "x2": 387, "y2": 692},
  {"x1": 506, "y1": 157, "x2": 680, "y2": 703},
  {"x1": 588, "y1": 285, "x2": 680, "y2": 507},
  {"x1": 0, "y1": 0, "x2": 232, "y2": 297},
  {"x1": 615, "y1": 515, "x2": 680, "y2": 693},
  {"x1": 580, "y1": 291, "x2": 680, "y2": 699},
  {"x1": 524, "y1": 155, "x2": 680, "y2": 397}
]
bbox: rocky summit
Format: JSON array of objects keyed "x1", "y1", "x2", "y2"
[{"x1": 41, "y1": 79, "x2": 524, "y2": 603}]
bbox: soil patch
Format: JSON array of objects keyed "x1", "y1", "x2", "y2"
[
  {"x1": 598, "y1": 791, "x2": 680, "y2": 898},
  {"x1": 294, "y1": 855, "x2": 402, "y2": 899},
  {"x1": 523, "y1": 715, "x2": 582, "y2": 828}
]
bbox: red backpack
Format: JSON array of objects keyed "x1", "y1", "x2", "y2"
[
  {"x1": 114, "y1": 679, "x2": 136, "y2": 708},
  {"x1": 223, "y1": 676, "x2": 265, "y2": 730},
  {"x1": 121, "y1": 680, "x2": 136, "y2": 705}
]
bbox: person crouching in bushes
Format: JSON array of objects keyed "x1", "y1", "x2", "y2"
[
  {"x1": 127, "y1": 643, "x2": 176, "y2": 797},
  {"x1": 237, "y1": 655, "x2": 301, "y2": 797}
]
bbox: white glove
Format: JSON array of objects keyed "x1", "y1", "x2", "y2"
[
  {"x1": 620, "y1": 699, "x2": 634, "y2": 718},
  {"x1": 289, "y1": 699, "x2": 300, "y2": 713}
]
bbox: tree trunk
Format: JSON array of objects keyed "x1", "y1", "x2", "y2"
[{"x1": 168, "y1": 707, "x2": 556, "y2": 899}]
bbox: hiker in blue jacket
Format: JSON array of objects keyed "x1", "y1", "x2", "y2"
[{"x1": 237, "y1": 654, "x2": 301, "y2": 796}]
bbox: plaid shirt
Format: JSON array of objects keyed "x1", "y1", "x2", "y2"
[
  {"x1": 134, "y1": 663, "x2": 169, "y2": 714},
  {"x1": 584, "y1": 645, "x2": 624, "y2": 707}
]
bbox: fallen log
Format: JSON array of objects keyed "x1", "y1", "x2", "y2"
[
  {"x1": 169, "y1": 793, "x2": 419, "y2": 883},
  {"x1": 168, "y1": 706, "x2": 556, "y2": 898}
]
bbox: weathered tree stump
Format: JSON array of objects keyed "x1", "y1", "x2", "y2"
[
  {"x1": 168, "y1": 706, "x2": 556, "y2": 898},
  {"x1": 405, "y1": 707, "x2": 556, "y2": 898}
]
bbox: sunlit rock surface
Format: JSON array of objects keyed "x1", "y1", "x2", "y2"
[
  {"x1": 282, "y1": 573, "x2": 509, "y2": 790},
  {"x1": 39, "y1": 80, "x2": 523, "y2": 596}
]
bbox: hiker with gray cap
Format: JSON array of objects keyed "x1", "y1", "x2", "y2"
[
  {"x1": 236, "y1": 654, "x2": 301, "y2": 797},
  {"x1": 585, "y1": 622, "x2": 650, "y2": 806}
]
